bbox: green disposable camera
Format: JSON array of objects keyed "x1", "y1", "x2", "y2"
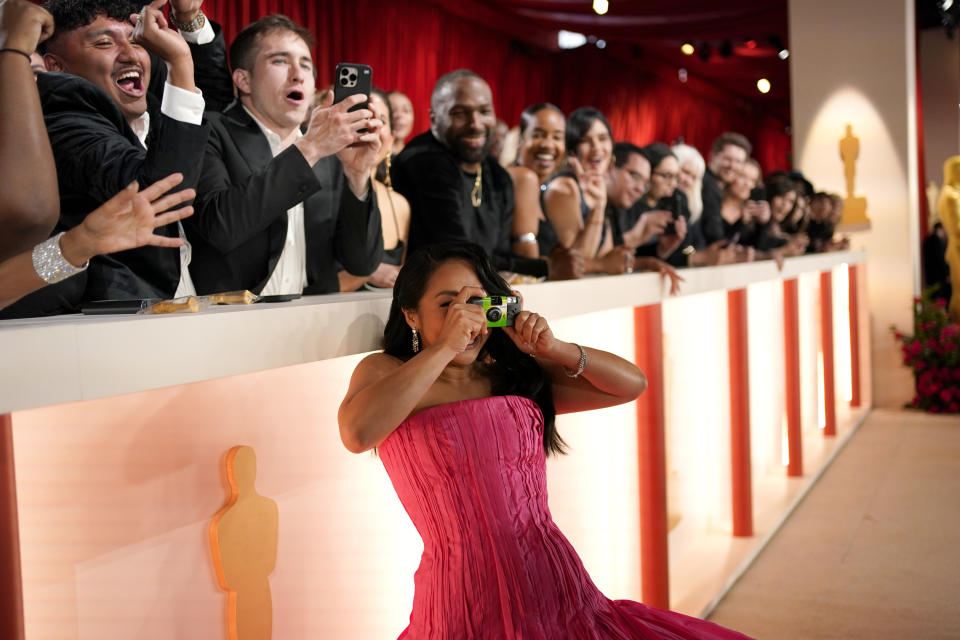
[{"x1": 467, "y1": 295, "x2": 521, "y2": 328}]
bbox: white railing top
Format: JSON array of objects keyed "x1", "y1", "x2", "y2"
[{"x1": 0, "y1": 251, "x2": 865, "y2": 413}]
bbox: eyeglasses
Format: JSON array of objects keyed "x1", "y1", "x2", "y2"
[{"x1": 652, "y1": 171, "x2": 679, "y2": 181}]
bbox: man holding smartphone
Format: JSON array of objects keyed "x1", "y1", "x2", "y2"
[{"x1": 187, "y1": 15, "x2": 383, "y2": 296}]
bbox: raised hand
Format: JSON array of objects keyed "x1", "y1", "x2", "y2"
[
  {"x1": 569, "y1": 156, "x2": 607, "y2": 212},
  {"x1": 502, "y1": 290, "x2": 558, "y2": 358},
  {"x1": 168, "y1": 0, "x2": 203, "y2": 24},
  {"x1": 295, "y1": 93, "x2": 377, "y2": 166},
  {"x1": 132, "y1": 1, "x2": 188, "y2": 63},
  {"x1": 59, "y1": 173, "x2": 194, "y2": 266},
  {"x1": 0, "y1": 0, "x2": 54, "y2": 52},
  {"x1": 431, "y1": 285, "x2": 488, "y2": 357}
]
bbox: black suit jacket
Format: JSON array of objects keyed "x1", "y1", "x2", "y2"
[
  {"x1": 186, "y1": 101, "x2": 382, "y2": 295},
  {"x1": 392, "y1": 131, "x2": 545, "y2": 277},
  {"x1": 700, "y1": 169, "x2": 725, "y2": 245},
  {"x1": 0, "y1": 73, "x2": 210, "y2": 319}
]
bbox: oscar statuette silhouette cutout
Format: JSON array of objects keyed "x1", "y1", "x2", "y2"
[
  {"x1": 210, "y1": 446, "x2": 279, "y2": 640},
  {"x1": 839, "y1": 123, "x2": 870, "y2": 229},
  {"x1": 938, "y1": 156, "x2": 960, "y2": 321}
]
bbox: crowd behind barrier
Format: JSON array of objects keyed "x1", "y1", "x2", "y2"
[{"x1": 0, "y1": 0, "x2": 853, "y2": 320}]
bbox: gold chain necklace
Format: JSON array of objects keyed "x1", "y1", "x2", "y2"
[{"x1": 471, "y1": 165, "x2": 483, "y2": 208}]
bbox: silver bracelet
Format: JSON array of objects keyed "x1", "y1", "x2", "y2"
[
  {"x1": 31, "y1": 232, "x2": 88, "y2": 284},
  {"x1": 563, "y1": 343, "x2": 587, "y2": 378}
]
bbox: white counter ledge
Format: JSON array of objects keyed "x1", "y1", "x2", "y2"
[{"x1": 0, "y1": 251, "x2": 865, "y2": 414}]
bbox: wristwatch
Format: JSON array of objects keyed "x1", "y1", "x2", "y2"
[{"x1": 171, "y1": 10, "x2": 206, "y2": 32}]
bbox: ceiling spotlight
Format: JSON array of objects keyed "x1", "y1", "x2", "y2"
[
  {"x1": 558, "y1": 30, "x2": 588, "y2": 50},
  {"x1": 681, "y1": 42, "x2": 695, "y2": 55},
  {"x1": 593, "y1": 0, "x2": 609, "y2": 15},
  {"x1": 778, "y1": 48, "x2": 790, "y2": 60},
  {"x1": 757, "y1": 78, "x2": 771, "y2": 94},
  {"x1": 678, "y1": 68, "x2": 688, "y2": 83},
  {"x1": 596, "y1": 39, "x2": 607, "y2": 49}
]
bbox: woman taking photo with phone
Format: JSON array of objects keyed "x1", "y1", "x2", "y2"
[
  {"x1": 338, "y1": 243, "x2": 751, "y2": 639},
  {"x1": 339, "y1": 87, "x2": 410, "y2": 290}
]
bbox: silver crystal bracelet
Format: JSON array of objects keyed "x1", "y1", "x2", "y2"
[
  {"x1": 32, "y1": 232, "x2": 88, "y2": 284},
  {"x1": 564, "y1": 343, "x2": 587, "y2": 378}
]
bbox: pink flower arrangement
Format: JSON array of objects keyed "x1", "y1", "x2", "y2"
[{"x1": 891, "y1": 289, "x2": 960, "y2": 413}]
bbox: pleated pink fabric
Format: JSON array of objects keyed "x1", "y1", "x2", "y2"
[{"x1": 378, "y1": 395, "x2": 753, "y2": 640}]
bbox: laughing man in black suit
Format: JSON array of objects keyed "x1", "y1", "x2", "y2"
[
  {"x1": 0, "y1": 0, "x2": 230, "y2": 318},
  {"x1": 187, "y1": 15, "x2": 383, "y2": 296}
]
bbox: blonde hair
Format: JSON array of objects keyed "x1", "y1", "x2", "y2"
[{"x1": 672, "y1": 143, "x2": 705, "y2": 224}]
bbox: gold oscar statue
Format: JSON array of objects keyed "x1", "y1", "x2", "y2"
[
  {"x1": 839, "y1": 123, "x2": 870, "y2": 229},
  {"x1": 210, "y1": 446, "x2": 279, "y2": 640},
  {"x1": 939, "y1": 156, "x2": 960, "y2": 321}
]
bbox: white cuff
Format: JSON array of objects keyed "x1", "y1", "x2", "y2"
[
  {"x1": 161, "y1": 80, "x2": 205, "y2": 125},
  {"x1": 179, "y1": 18, "x2": 215, "y2": 46}
]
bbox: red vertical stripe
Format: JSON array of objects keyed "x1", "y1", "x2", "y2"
[
  {"x1": 727, "y1": 289, "x2": 753, "y2": 537},
  {"x1": 0, "y1": 414, "x2": 23, "y2": 640},
  {"x1": 783, "y1": 279, "x2": 803, "y2": 477},
  {"x1": 634, "y1": 304, "x2": 668, "y2": 609}
]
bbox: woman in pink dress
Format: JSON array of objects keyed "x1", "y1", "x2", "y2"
[{"x1": 338, "y1": 243, "x2": 752, "y2": 639}]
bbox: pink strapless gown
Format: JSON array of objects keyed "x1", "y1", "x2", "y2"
[{"x1": 378, "y1": 395, "x2": 752, "y2": 639}]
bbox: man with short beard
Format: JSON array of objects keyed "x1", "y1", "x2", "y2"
[
  {"x1": 0, "y1": 0, "x2": 229, "y2": 318},
  {"x1": 392, "y1": 69, "x2": 551, "y2": 279}
]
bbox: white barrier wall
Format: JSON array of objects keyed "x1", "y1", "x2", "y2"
[{"x1": 1, "y1": 253, "x2": 872, "y2": 637}]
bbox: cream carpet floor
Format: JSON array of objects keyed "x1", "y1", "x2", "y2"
[{"x1": 707, "y1": 409, "x2": 960, "y2": 640}]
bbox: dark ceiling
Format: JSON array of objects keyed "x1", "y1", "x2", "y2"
[{"x1": 484, "y1": 0, "x2": 791, "y2": 121}]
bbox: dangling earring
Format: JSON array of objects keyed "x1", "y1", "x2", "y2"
[
  {"x1": 411, "y1": 328, "x2": 420, "y2": 353},
  {"x1": 384, "y1": 150, "x2": 393, "y2": 189}
]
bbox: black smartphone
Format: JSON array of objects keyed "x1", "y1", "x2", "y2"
[
  {"x1": 656, "y1": 192, "x2": 681, "y2": 236},
  {"x1": 333, "y1": 62, "x2": 372, "y2": 115},
  {"x1": 256, "y1": 294, "x2": 301, "y2": 303},
  {"x1": 749, "y1": 186, "x2": 767, "y2": 202},
  {"x1": 81, "y1": 299, "x2": 158, "y2": 314}
]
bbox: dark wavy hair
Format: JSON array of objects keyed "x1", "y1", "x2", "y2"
[
  {"x1": 565, "y1": 107, "x2": 612, "y2": 156},
  {"x1": 384, "y1": 243, "x2": 565, "y2": 455},
  {"x1": 40, "y1": 0, "x2": 140, "y2": 53}
]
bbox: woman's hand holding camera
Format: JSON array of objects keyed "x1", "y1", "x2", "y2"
[
  {"x1": 502, "y1": 290, "x2": 561, "y2": 361},
  {"x1": 433, "y1": 286, "x2": 488, "y2": 357}
]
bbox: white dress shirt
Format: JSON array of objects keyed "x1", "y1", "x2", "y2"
[{"x1": 243, "y1": 107, "x2": 308, "y2": 296}]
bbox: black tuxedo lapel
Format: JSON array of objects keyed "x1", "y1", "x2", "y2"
[{"x1": 221, "y1": 102, "x2": 289, "y2": 287}]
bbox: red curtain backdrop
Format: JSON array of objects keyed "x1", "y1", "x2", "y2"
[{"x1": 200, "y1": 0, "x2": 792, "y2": 172}]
